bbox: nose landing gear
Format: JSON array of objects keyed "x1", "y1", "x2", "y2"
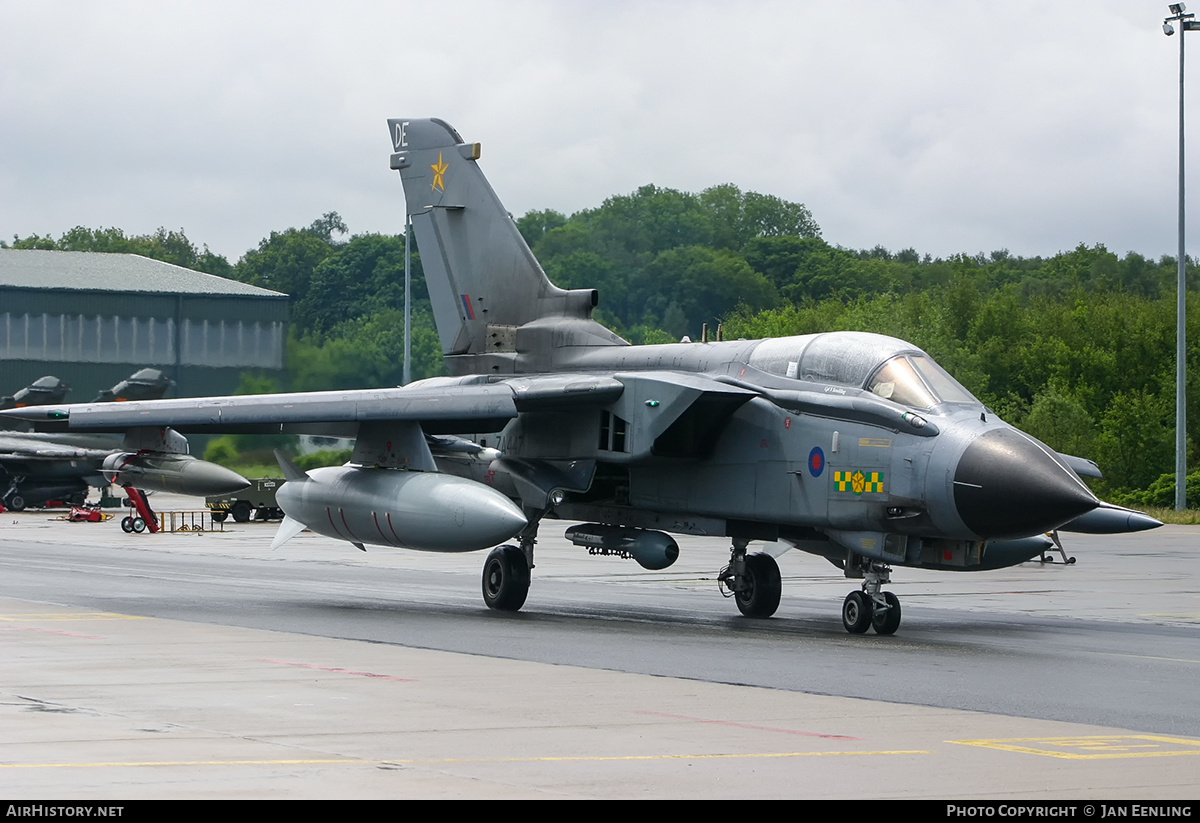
[{"x1": 842, "y1": 560, "x2": 901, "y2": 635}]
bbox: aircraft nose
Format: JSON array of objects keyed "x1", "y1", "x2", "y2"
[{"x1": 953, "y1": 428, "x2": 1098, "y2": 539}]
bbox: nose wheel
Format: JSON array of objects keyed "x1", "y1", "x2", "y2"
[
  {"x1": 842, "y1": 560, "x2": 901, "y2": 635},
  {"x1": 842, "y1": 591, "x2": 873, "y2": 633},
  {"x1": 870, "y1": 591, "x2": 901, "y2": 635},
  {"x1": 841, "y1": 589, "x2": 901, "y2": 634}
]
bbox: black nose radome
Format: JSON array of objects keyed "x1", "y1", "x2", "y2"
[{"x1": 954, "y1": 428, "x2": 1098, "y2": 539}]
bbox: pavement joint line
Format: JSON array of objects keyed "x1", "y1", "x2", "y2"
[
  {"x1": 635, "y1": 710, "x2": 862, "y2": 740},
  {"x1": 1084, "y1": 650, "x2": 1200, "y2": 665},
  {"x1": 260, "y1": 658, "x2": 417, "y2": 681},
  {"x1": 0, "y1": 750, "x2": 934, "y2": 769}
]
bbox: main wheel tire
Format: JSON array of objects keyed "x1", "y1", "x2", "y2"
[
  {"x1": 120, "y1": 516, "x2": 134, "y2": 533},
  {"x1": 231, "y1": 501, "x2": 252, "y2": 523},
  {"x1": 870, "y1": 591, "x2": 902, "y2": 635},
  {"x1": 131, "y1": 517, "x2": 146, "y2": 534},
  {"x1": 481, "y1": 544, "x2": 530, "y2": 612},
  {"x1": 735, "y1": 552, "x2": 782, "y2": 618},
  {"x1": 842, "y1": 590, "x2": 873, "y2": 634},
  {"x1": 6, "y1": 494, "x2": 26, "y2": 512}
]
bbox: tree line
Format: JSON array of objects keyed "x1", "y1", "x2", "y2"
[{"x1": 7, "y1": 183, "x2": 1199, "y2": 505}]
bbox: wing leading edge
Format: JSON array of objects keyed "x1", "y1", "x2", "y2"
[{"x1": 0, "y1": 384, "x2": 521, "y2": 438}]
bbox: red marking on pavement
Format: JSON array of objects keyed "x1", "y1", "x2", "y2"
[
  {"x1": 262, "y1": 659, "x2": 415, "y2": 682},
  {"x1": 637, "y1": 711, "x2": 861, "y2": 740},
  {"x1": 14, "y1": 627, "x2": 104, "y2": 640}
]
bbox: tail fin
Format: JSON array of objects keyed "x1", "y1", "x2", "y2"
[
  {"x1": 92, "y1": 368, "x2": 173, "y2": 403},
  {"x1": 0, "y1": 376, "x2": 70, "y2": 410},
  {"x1": 388, "y1": 118, "x2": 626, "y2": 374}
]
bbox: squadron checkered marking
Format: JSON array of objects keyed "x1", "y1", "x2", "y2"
[{"x1": 834, "y1": 470, "x2": 884, "y2": 495}]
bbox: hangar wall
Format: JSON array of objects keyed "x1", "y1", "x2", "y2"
[{"x1": 0, "y1": 250, "x2": 288, "y2": 400}]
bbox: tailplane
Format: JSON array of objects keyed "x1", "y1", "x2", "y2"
[{"x1": 388, "y1": 118, "x2": 626, "y2": 374}]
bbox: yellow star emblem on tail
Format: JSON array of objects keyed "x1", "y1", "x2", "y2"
[{"x1": 431, "y1": 152, "x2": 448, "y2": 192}]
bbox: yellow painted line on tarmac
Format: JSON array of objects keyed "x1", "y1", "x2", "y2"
[
  {"x1": 2, "y1": 750, "x2": 930, "y2": 769},
  {"x1": 391, "y1": 750, "x2": 932, "y2": 764},
  {"x1": 0, "y1": 612, "x2": 148, "y2": 622},
  {"x1": 950, "y1": 735, "x2": 1200, "y2": 760},
  {"x1": 1139, "y1": 612, "x2": 1200, "y2": 623}
]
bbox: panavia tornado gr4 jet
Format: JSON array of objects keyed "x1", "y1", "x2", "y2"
[
  {"x1": 0, "y1": 369, "x2": 244, "y2": 510},
  {"x1": 0, "y1": 375, "x2": 71, "y2": 411},
  {"x1": 1, "y1": 118, "x2": 1161, "y2": 633}
]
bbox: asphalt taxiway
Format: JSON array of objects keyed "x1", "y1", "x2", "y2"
[{"x1": 1, "y1": 496, "x2": 1198, "y2": 799}]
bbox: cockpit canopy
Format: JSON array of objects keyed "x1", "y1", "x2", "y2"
[{"x1": 746, "y1": 332, "x2": 978, "y2": 410}]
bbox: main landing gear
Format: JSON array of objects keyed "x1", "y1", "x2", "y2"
[
  {"x1": 842, "y1": 560, "x2": 901, "y2": 635},
  {"x1": 482, "y1": 544, "x2": 530, "y2": 610},
  {"x1": 481, "y1": 518, "x2": 538, "y2": 612},
  {"x1": 719, "y1": 539, "x2": 782, "y2": 618},
  {"x1": 3, "y1": 473, "x2": 27, "y2": 511}
]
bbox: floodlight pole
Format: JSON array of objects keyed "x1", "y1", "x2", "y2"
[
  {"x1": 404, "y1": 212, "x2": 412, "y2": 386},
  {"x1": 1166, "y1": 4, "x2": 1199, "y2": 510}
]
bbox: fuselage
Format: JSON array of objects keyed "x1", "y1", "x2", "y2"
[{"x1": 427, "y1": 330, "x2": 1098, "y2": 568}]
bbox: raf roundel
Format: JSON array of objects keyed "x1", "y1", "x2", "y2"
[{"x1": 808, "y1": 446, "x2": 825, "y2": 477}]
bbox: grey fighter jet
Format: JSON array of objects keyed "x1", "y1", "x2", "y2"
[
  {"x1": 0, "y1": 117, "x2": 1160, "y2": 633},
  {"x1": 90, "y1": 368, "x2": 174, "y2": 403},
  {"x1": 0, "y1": 369, "x2": 242, "y2": 509},
  {"x1": 0, "y1": 376, "x2": 70, "y2": 411}
]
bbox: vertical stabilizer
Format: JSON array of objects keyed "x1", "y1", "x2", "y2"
[
  {"x1": 387, "y1": 118, "x2": 626, "y2": 373},
  {"x1": 1, "y1": 376, "x2": 69, "y2": 410},
  {"x1": 93, "y1": 368, "x2": 173, "y2": 402}
]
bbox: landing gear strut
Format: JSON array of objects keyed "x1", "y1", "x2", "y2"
[
  {"x1": 842, "y1": 559, "x2": 901, "y2": 635},
  {"x1": 719, "y1": 539, "x2": 782, "y2": 618},
  {"x1": 1039, "y1": 530, "x2": 1076, "y2": 564},
  {"x1": 3, "y1": 474, "x2": 27, "y2": 512}
]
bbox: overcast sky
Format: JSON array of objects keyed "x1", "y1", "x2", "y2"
[{"x1": 1, "y1": 1, "x2": 1194, "y2": 265}]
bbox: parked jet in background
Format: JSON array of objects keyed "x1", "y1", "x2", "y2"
[
  {"x1": 0, "y1": 369, "x2": 239, "y2": 510},
  {"x1": 1, "y1": 368, "x2": 171, "y2": 414},
  {"x1": 0, "y1": 118, "x2": 1160, "y2": 633},
  {"x1": 90, "y1": 368, "x2": 173, "y2": 403},
  {"x1": 0, "y1": 376, "x2": 70, "y2": 411}
]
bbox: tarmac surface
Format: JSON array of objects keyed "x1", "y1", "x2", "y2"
[{"x1": 1, "y1": 494, "x2": 1198, "y2": 799}]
